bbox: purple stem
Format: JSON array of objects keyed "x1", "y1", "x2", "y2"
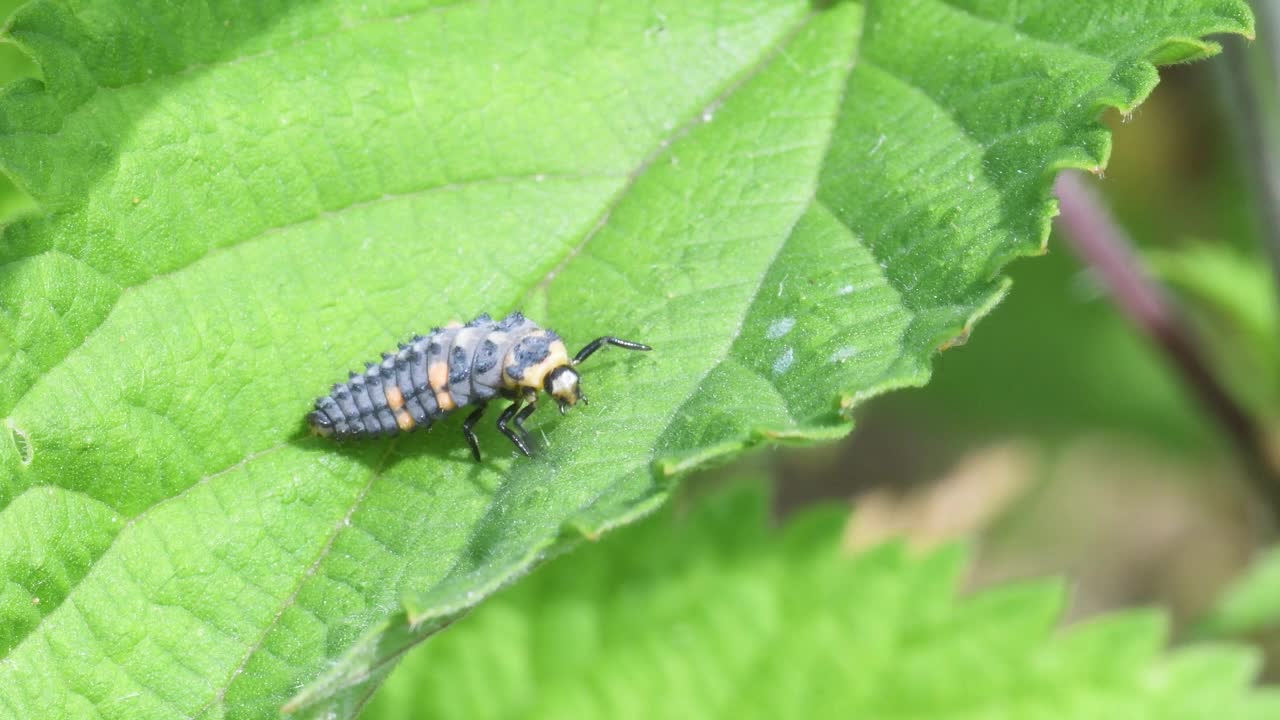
[{"x1": 1054, "y1": 170, "x2": 1280, "y2": 522}]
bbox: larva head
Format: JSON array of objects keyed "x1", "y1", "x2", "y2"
[{"x1": 543, "y1": 365, "x2": 584, "y2": 413}]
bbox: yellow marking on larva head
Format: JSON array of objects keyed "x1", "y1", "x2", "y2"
[
  {"x1": 501, "y1": 336, "x2": 571, "y2": 390},
  {"x1": 445, "y1": 320, "x2": 463, "y2": 329},
  {"x1": 395, "y1": 408, "x2": 415, "y2": 431},
  {"x1": 385, "y1": 385, "x2": 405, "y2": 410},
  {"x1": 527, "y1": 339, "x2": 570, "y2": 389},
  {"x1": 501, "y1": 361, "x2": 519, "y2": 390},
  {"x1": 435, "y1": 389, "x2": 457, "y2": 411}
]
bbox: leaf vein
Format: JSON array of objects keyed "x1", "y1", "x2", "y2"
[
  {"x1": 0, "y1": 441, "x2": 290, "y2": 664},
  {"x1": 526, "y1": 9, "x2": 821, "y2": 299},
  {"x1": 190, "y1": 440, "x2": 400, "y2": 719}
]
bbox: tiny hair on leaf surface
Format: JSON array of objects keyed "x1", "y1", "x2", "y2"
[
  {"x1": 0, "y1": 0, "x2": 1254, "y2": 718},
  {"x1": 360, "y1": 479, "x2": 1280, "y2": 720}
]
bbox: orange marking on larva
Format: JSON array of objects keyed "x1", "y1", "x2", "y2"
[
  {"x1": 445, "y1": 320, "x2": 463, "y2": 329},
  {"x1": 395, "y1": 408, "x2": 415, "y2": 431},
  {"x1": 427, "y1": 360, "x2": 456, "y2": 410},
  {"x1": 428, "y1": 361, "x2": 448, "y2": 391},
  {"x1": 385, "y1": 385, "x2": 405, "y2": 410},
  {"x1": 435, "y1": 390, "x2": 457, "y2": 411}
]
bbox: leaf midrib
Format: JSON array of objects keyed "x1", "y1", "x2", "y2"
[
  {"x1": 190, "y1": 442, "x2": 399, "y2": 720},
  {"x1": 418, "y1": 6, "x2": 834, "y2": 612},
  {"x1": 385, "y1": 3, "x2": 851, "y2": 658},
  {"x1": 0, "y1": 440, "x2": 291, "y2": 664}
]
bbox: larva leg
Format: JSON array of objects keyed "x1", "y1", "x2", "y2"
[
  {"x1": 497, "y1": 401, "x2": 532, "y2": 457},
  {"x1": 514, "y1": 402, "x2": 538, "y2": 438},
  {"x1": 462, "y1": 403, "x2": 488, "y2": 462}
]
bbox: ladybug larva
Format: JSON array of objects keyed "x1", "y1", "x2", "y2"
[{"x1": 307, "y1": 311, "x2": 651, "y2": 460}]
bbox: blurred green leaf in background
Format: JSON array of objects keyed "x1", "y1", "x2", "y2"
[
  {"x1": 1198, "y1": 545, "x2": 1280, "y2": 640},
  {"x1": 1148, "y1": 243, "x2": 1280, "y2": 415},
  {"x1": 363, "y1": 480, "x2": 1280, "y2": 720}
]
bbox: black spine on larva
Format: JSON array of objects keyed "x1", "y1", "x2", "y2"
[
  {"x1": 334, "y1": 384, "x2": 359, "y2": 420},
  {"x1": 349, "y1": 374, "x2": 382, "y2": 437},
  {"x1": 309, "y1": 339, "x2": 426, "y2": 439},
  {"x1": 349, "y1": 375, "x2": 374, "y2": 416},
  {"x1": 363, "y1": 368, "x2": 386, "y2": 411},
  {"x1": 409, "y1": 342, "x2": 430, "y2": 398},
  {"x1": 506, "y1": 331, "x2": 557, "y2": 381},
  {"x1": 448, "y1": 346, "x2": 469, "y2": 384},
  {"x1": 474, "y1": 339, "x2": 499, "y2": 374},
  {"x1": 331, "y1": 382, "x2": 365, "y2": 437},
  {"x1": 426, "y1": 331, "x2": 455, "y2": 404},
  {"x1": 497, "y1": 311, "x2": 524, "y2": 331},
  {"x1": 314, "y1": 396, "x2": 348, "y2": 436},
  {"x1": 393, "y1": 349, "x2": 420, "y2": 423}
]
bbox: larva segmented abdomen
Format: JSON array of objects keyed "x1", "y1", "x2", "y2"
[{"x1": 307, "y1": 311, "x2": 539, "y2": 440}]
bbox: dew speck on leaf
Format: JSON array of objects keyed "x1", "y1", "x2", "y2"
[
  {"x1": 766, "y1": 317, "x2": 796, "y2": 339},
  {"x1": 829, "y1": 346, "x2": 859, "y2": 363},
  {"x1": 772, "y1": 347, "x2": 795, "y2": 375}
]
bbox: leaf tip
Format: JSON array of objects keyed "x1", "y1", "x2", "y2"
[
  {"x1": 937, "y1": 330, "x2": 970, "y2": 351},
  {"x1": 837, "y1": 384, "x2": 897, "y2": 414},
  {"x1": 560, "y1": 515, "x2": 603, "y2": 542},
  {"x1": 1144, "y1": 37, "x2": 1223, "y2": 65}
]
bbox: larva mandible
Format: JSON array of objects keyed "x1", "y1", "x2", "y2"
[{"x1": 307, "y1": 311, "x2": 651, "y2": 460}]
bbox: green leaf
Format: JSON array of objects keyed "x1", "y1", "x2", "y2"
[
  {"x1": 0, "y1": 1, "x2": 1253, "y2": 718},
  {"x1": 361, "y1": 479, "x2": 1280, "y2": 720},
  {"x1": 1145, "y1": 243, "x2": 1280, "y2": 414},
  {"x1": 1195, "y1": 546, "x2": 1280, "y2": 640},
  {"x1": 0, "y1": 0, "x2": 37, "y2": 222}
]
